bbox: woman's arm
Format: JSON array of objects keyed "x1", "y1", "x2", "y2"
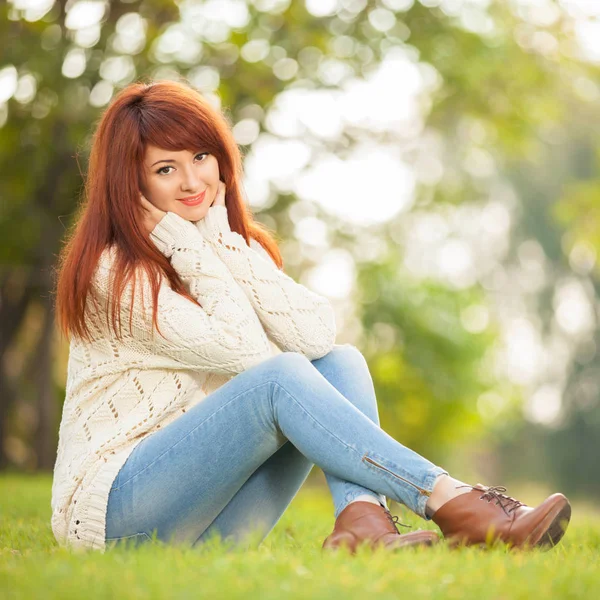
[
  {"x1": 93, "y1": 211, "x2": 273, "y2": 375},
  {"x1": 195, "y1": 204, "x2": 337, "y2": 361}
]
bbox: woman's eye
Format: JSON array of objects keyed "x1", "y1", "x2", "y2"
[{"x1": 156, "y1": 153, "x2": 207, "y2": 175}]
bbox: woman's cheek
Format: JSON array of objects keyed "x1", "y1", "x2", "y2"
[{"x1": 157, "y1": 182, "x2": 174, "y2": 210}]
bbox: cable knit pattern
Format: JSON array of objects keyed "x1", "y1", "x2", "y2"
[
  {"x1": 196, "y1": 205, "x2": 337, "y2": 359},
  {"x1": 51, "y1": 206, "x2": 337, "y2": 553}
]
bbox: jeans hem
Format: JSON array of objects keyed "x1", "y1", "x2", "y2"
[
  {"x1": 417, "y1": 466, "x2": 449, "y2": 521},
  {"x1": 333, "y1": 489, "x2": 388, "y2": 519}
]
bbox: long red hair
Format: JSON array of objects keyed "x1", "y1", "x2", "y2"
[{"x1": 54, "y1": 79, "x2": 283, "y2": 343}]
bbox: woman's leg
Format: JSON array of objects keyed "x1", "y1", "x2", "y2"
[
  {"x1": 105, "y1": 351, "x2": 447, "y2": 548},
  {"x1": 313, "y1": 344, "x2": 389, "y2": 518},
  {"x1": 193, "y1": 439, "x2": 312, "y2": 549},
  {"x1": 194, "y1": 344, "x2": 387, "y2": 548}
]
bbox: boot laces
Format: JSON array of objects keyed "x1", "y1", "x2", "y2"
[
  {"x1": 456, "y1": 484, "x2": 525, "y2": 517},
  {"x1": 383, "y1": 507, "x2": 411, "y2": 533}
]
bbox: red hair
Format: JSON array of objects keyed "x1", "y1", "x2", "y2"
[{"x1": 54, "y1": 79, "x2": 283, "y2": 343}]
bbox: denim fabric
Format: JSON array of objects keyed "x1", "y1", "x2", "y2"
[{"x1": 105, "y1": 344, "x2": 448, "y2": 549}]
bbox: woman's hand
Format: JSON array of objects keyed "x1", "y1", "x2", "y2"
[
  {"x1": 213, "y1": 181, "x2": 226, "y2": 207},
  {"x1": 140, "y1": 193, "x2": 167, "y2": 236}
]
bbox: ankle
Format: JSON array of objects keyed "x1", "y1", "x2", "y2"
[
  {"x1": 347, "y1": 494, "x2": 383, "y2": 509},
  {"x1": 426, "y1": 474, "x2": 473, "y2": 516}
]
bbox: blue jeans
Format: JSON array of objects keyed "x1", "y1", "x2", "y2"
[{"x1": 105, "y1": 344, "x2": 448, "y2": 548}]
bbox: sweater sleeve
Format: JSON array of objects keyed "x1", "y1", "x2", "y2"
[
  {"x1": 195, "y1": 205, "x2": 337, "y2": 360},
  {"x1": 93, "y1": 211, "x2": 273, "y2": 375}
]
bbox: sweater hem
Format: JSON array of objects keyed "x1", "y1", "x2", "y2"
[{"x1": 60, "y1": 442, "x2": 146, "y2": 553}]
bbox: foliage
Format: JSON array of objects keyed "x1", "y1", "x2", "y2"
[
  {"x1": 1, "y1": 0, "x2": 599, "y2": 498},
  {"x1": 357, "y1": 258, "x2": 495, "y2": 461}
]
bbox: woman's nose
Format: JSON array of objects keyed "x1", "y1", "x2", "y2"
[{"x1": 180, "y1": 167, "x2": 201, "y2": 193}]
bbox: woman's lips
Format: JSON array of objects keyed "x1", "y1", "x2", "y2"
[{"x1": 178, "y1": 190, "x2": 206, "y2": 206}]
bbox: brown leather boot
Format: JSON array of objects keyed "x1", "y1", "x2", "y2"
[
  {"x1": 431, "y1": 484, "x2": 571, "y2": 550},
  {"x1": 322, "y1": 501, "x2": 440, "y2": 554}
]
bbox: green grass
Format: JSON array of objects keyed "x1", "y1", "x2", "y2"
[{"x1": 1, "y1": 473, "x2": 599, "y2": 599}]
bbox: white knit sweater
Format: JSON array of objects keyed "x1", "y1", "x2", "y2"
[{"x1": 51, "y1": 204, "x2": 337, "y2": 552}]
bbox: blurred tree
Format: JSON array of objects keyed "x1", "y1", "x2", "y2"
[
  {"x1": 498, "y1": 92, "x2": 600, "y2": 496},
  {"x1": 0, "y1": 0, "x2": 596, "y2": 484}
]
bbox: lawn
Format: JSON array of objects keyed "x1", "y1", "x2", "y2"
[{"x1": 1, "y1": 473, "x2": 599, "y2": 599}]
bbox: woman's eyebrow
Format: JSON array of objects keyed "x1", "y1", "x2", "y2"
[
  {"x1": 150, "y1": 158, "x2": 176, "y2": 167},
  {"x1": 150, "y1": 146, "x2": 205, "y2": 169}
]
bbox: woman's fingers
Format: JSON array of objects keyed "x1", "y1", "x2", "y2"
[
  {"x1": 140, "y1": 193, "x2": 167, "y2": 235},
  {"x1": 213, "y1": 181, "x2": 226, "y2": 206}
]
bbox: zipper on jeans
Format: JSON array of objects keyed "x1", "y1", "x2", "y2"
[{"x1": 362, "y1": 455, "x2": 431, "y2": 497}]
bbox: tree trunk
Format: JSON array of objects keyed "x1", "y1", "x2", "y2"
[
  {"x1": 33, "y1": 295, "x2": 58, "y2": 471},
  {"x1": 0, "y1": 271, "x2": 35, "y2": 470}
]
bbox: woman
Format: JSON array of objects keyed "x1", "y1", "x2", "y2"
[{"x1": 51, "y1": 80, "x2": 571, "y2": 554}]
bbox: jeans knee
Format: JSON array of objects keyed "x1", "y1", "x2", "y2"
[
  {"x1": 274, "y1": 351, "x2": 311, "y2": 366},
  {"x1": 320, "y1": 343, "x2": 368, "y2": 370},
  {"x1": 263, "y1": 351, "x2": 312, "y2": 381}
]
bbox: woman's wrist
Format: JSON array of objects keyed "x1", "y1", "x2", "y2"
[
  {"x1": 150, "y1": 211, "x2": 201, "y2": 258},
  {"x1": 195, "y1": 204, "x2": 231, "y2": 240}
]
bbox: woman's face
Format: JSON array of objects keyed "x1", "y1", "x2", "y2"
[{"x1": 141, "y1": 144, "x2": 221, "y2": 222}]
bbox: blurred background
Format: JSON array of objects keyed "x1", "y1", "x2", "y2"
[{"x1": 1, "y1": 0, "x2": 599, "y2": 503}]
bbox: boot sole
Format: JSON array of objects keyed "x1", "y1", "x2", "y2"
[{"x1": 531, "y1": 499, "x2": 571, "y2": 550}]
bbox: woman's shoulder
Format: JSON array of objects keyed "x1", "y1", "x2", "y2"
[
  {"x1": 92, "y1": 246, "x2": 121, "y2": 291},
  {"x1": 93, "y1": 246, "x2": 164, "y2": 302},
  {"x1": 96, "y1": 246, "x2": 144, "y2": 278},
  {"x1": 97, "y1": 245, "x2": 118, "y2": 271},
  {"x1": 249, "y1": 238, "x2": 276, "y2": 264},
  {"x1": 93, "y1": 246, "x2": 140, "y2": 297}
]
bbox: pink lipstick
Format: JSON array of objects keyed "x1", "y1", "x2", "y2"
[{"x1": 178, "y1": 190, "x2": 206, "y2": 206}]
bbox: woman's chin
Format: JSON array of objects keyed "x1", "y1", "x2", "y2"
[{"x1": 173, "y1": 204, "x2": 208, "y2": 221}]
